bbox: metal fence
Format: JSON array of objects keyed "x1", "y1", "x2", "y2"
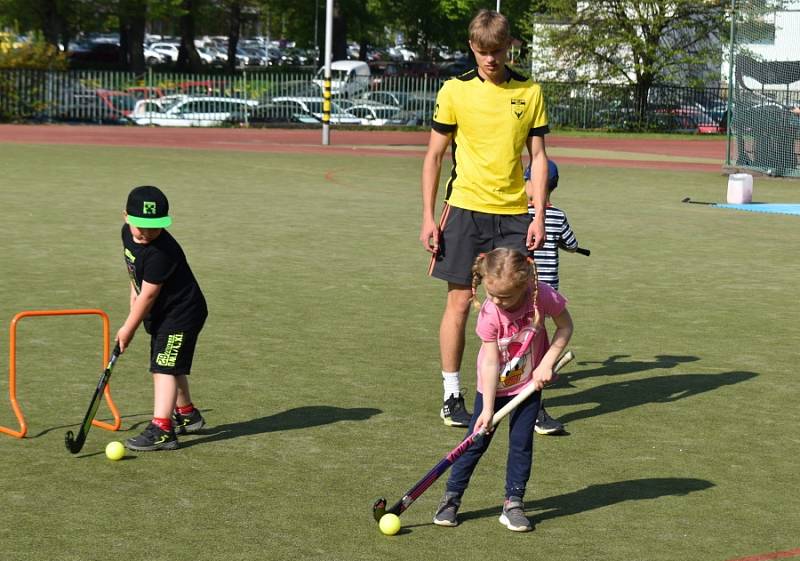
[
  {"x1": 541, "y1": 82, "x2": 729, "y2": 131},
  {"x1": 1, "y1": 67, "x2": 732, "y2": 133}
]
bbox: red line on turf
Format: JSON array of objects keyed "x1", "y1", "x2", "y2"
[{"x1": 724, "y1": 547, "x2": 800, "y2": 561}]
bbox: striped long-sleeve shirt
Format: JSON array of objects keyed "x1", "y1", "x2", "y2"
[{"x1": 527, "y1": 204, "x2": 577, "y2": 290}]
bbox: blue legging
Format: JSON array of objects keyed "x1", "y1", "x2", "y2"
[{"x1": 446, "y1": 389, "x2": 541, "y2": 499}]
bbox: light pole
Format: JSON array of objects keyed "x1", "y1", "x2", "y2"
[
  {"x1": 496, "y1": 0, "x2": 500, "y2": 12},
  {"x1": 322, "y1": 0, "x2": 333, "y2": 145}
]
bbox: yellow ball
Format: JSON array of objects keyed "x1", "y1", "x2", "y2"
[
  {"x1": 379, "y1": 513, "x2": 401, "y2": 536},
  {"x1": 105, "y1": 441, "x2": 125, "y2": 461}
]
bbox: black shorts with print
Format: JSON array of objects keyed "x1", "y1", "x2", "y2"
[
  {"x1": 428, "y1": 204, "x2": 531, "y2": 286},
  {"x1": 149, "y1": 327, "x2": 202, "y2": 375}
]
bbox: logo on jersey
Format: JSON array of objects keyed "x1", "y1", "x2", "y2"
[
  {"x1": 434, "y1": 103, "x2": 439, "y2": 119},
  {"x1": 511, "y1": 98, "x2": 526, "y2": 119},
  {"x1": 143, "y1": 201, "x2": 157, "y2": 215}
]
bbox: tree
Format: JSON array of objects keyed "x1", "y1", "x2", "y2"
[
  {"x1": 119, "y1": 0, "x2": 147, "y2": 73},
  {"x1": 1, "y1": 0, "x2": 71, "y2": 48},
  {"x1": 535, "y1": 1, "x2": 728, "y2": 122},
  {"x1": 225, "y1": 0, "x2": 243, "y2": 73},
  {"x1": 175, "y1": 0, "x2": 202, "y2": 71}
]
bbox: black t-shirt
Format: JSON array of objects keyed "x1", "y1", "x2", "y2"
[{"x1": 122, "y1": 224, "x2": 208, "y2": 334}]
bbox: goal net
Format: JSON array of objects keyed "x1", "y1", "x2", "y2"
[{"x1": 728, "y1": 1, "x2": 800, "y2": 177}]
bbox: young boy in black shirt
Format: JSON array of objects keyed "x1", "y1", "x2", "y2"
[{"x1": 117, "y1": 185, "x2": 208, "y2": 451}]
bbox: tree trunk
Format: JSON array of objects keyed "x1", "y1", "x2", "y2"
[
  {"x1": 119, "y1": 0, "x2": 147, "y2": 73},
  {"x1": 332, "y1": 1, "x2": 347, "y2": 61},
  {"x1": 634, "y1": 79, "x2": 651, "y2": 128},
  {"x1": 119, "y1": 17, "x2": 130, "y2": 66},
  {"x1": 37, "y1": 0, "x2": 61, "y2": 47},
  {"x1": 359, "y1": 38, "x2": 368, "y2": 62},
  {"x1": 177, "y1": 0, "x2": 203, "y2": 72},
  {"x1": 128, "y1": 12, "x2": 147, "y2": 74},
  {"x1": 227, "y1": 0, "x2": 242, "y2": 73}
]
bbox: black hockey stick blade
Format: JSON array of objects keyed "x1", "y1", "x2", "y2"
[
  {"x1": 372, "y1": 497, "x2": 388, "y2": 521},
  {"x1": 64, "y1": 343, "x2": 121, "y2": 454},
  {"x1": 681, "y1": 197, "x2": 715, "y2": 205}
]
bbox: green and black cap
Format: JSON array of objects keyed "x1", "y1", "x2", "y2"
[{"x1": 126, "y1": 185, "x2": 172, "y2": 228}]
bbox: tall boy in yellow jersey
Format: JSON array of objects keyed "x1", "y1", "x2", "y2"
[{"x1": 420, "y1": 9, "x2": 551, "y2": 427}]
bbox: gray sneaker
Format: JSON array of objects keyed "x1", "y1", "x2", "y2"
[
  {"x1": 433, "y1": 491, "x2": 462, "y2": 527},
  {"x1": 499, "y1": 496, "x2": 532, "y2": 532}
]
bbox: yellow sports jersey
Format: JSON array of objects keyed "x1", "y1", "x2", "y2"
[{"x1": 432, "y1": 68, "x2": 549, "y2": 214}]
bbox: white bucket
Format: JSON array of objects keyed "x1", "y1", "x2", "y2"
[{"x1": 727, "y1": 173, "x2": 753, "y2": 204}]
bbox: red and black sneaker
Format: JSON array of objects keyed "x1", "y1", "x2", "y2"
[
  {"x1": 125, "y1": 422, "x2": 178, "y2": 451},
  {"x1": 172, "y1": 409, "x2": 205, "y2": 435}
]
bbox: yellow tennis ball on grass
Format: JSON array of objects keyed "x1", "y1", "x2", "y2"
[
  {"x1": 379, "y1": 513, "x2": 401, "y2": 536},
  {"x1": 105, "y1": 441, "x2": 125, "y2": 461}
]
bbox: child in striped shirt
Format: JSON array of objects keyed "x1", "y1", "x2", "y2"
[
  {"x1": 525, "y1": 159, "x2": 578, "y2": 291},
  {"x1": 524, "y1": 159, "x2": 580, "y2": 434}
]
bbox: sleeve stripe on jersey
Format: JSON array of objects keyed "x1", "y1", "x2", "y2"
[
  {"x1": 432, "y1": 120, "x2": 457, "y2": 134},
  {"x1": 528, "y1": 124, "x2": 550, "y2": 137}
]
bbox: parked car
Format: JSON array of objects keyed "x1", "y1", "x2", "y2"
[
  {"x1": 143, "y1": 46, "x2": 165, "y2": 65},
  {"x1": 387, "y1": 45, "x2": 417, "y2": 61},
  {"x1": 312, "y1": 60, "x2": 371, "y2": 97},
  {"x1": 438, "y1": 58, "x2": 476, "y2": 77},
  {"x1": 131, "y1": 96, "x2": 258, "y2": 127},
  {"x1": 279, "y1": 47, "x2": 312, "y2": 66},
  {"x1": 359, "y1": 91, "x2": 434, "y2": 125},
  {"x1": 270, "y1": 96, "x2": 362, "y2": 124},
  {"x1": 369, "y1": 60, "x2": 440, "y2": 82},
  {"x1": 360, "y1": 90, "x2": 434, "y2": 111},
  {"x1": 126, "y1": 86, "x2": 167, "y2": 101},
  {"x1": 149, "y1": 42, "x2": 179, "y2": 62},
  {"x1": 227, "y1": 103, "x2": 293, "y2": 125},
  {"x1": 203, "y1": 46, "x2": 228, "y2": 64},
  {"x1": 57, "y1": 89, "x2": 134, "y2": 123},
  {"x1": 96, "y1": 89, "x2": 136, "y2": 117},
  {"x1": 130, "y1": 95, "x2": 187, "y2": 120},
  {"x1": 176, "y1": 80, "x2": 231, "y2": 96},
  {"x1": 346, "y1": 104, "x2": 415, "y2": 126},
  {"x1": 67, "y1": 42, "x2": 122, "y2": 65},
  {"x1": 239, "y1": 47, "x2": 269, "y2": 66},
  {"x1": 654, "y1": 107, "x2": 726, "y2": 134},
  {"x1": 196, "y1": 48, "x2": 214, "y2": 64},
  {"x1": 236, "y1": 47, "x2": 260, "y2": 66}
]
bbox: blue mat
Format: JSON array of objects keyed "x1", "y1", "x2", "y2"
[{"x1": 714, "y1": 203, "x2": 800, "y2": 216}]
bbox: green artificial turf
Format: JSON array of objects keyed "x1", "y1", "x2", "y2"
[{"x1": 0, "y1": 142, "x2": 798, "y2": 561}]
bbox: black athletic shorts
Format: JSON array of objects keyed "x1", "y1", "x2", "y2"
[
  {"x1": 149, "y1": 327, "x2": 202, "y2": 375},
  {"x1": 428, "y1": 204, "x2": 531, "y2": 286}
]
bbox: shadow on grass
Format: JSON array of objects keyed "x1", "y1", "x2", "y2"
[
  {"x1": 459, "y1": 477, "x2": 714, "y2": 524},
  {"x1": 31, "y1": 411, "x2": 160, "y2": 438},
  {"x1": 552, "y1": 354, "x2": 700, "y2": 387},
  {"x1": 179, "y1": 405, "x2": 381, "y2": 448},
  {"x1": 548, "y1": 370, "x2": 756, "y2": 425}
]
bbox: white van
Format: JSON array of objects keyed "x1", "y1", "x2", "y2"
[{"x1": 313, "y1": 60, "x2": 371, "y2": 97}]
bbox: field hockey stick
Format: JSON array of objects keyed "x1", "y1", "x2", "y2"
[
  {"x1": 681, "y1": 197, "x2": 715, "y2": 206},
  {"x1": 575, "y1": 247, "x2": 591, "y2": 256},
  {"x1": 373, "y1": 349, "x2": 575, "y2": 522},
  {"x1": 64, "y1": 343, "x2": 121, "y2": 454}
]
